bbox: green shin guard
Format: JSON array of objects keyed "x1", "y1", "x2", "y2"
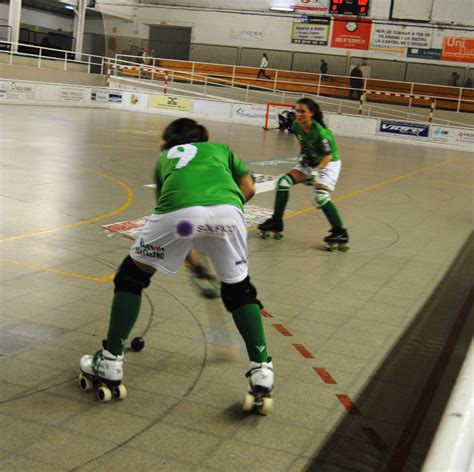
[
  {"x1": 231, "y1": 304, "x2": 268, "y2": 362},
  {"x1": 106, "y1": 292, "x2": 142, "y2": 356},
  {"x1": 321, "y1": 201, "x2": 344, "y2": 230}
]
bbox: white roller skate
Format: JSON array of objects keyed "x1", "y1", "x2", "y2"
[
  {"x1": 243, "y1": 358, "x2": 274, "y2": 415},
  {"x1": 79, "y1": 349, "x2": 126, "y2": 402}
]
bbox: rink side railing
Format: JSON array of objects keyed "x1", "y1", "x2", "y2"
[
  {"x1": 422, "y1": 342, "x2": 474, "y2": 472},
  {"x1": 115, "y1": 54, "x2": 474, "y2": 116},
  {"x1": 107, "y1": 59, "x2": 474, "y2": 128},
  {"x1": 1, "y1": 40, "x2": 473, "y2": 127}
]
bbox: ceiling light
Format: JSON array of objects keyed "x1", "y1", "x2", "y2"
[
  {"x1": 270, "y1": 7, "x2": 295, "y2": 12},
  {"x1": 64, "y1": 4, "x2": 75, "y2": 9}
]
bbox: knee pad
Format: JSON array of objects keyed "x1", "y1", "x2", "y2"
[
  {"x1": 221, "y1": 276, "x2": 259, "y2": 312},
  {"x1": 114, "y1": 255, "x2": 153, "y2": 295},
  {"x1": 313, "y1": 189, "x2": 331, "y2": 209},
  {"x1": 276, "y1": 173, "x2": 295, "y2": 192}
]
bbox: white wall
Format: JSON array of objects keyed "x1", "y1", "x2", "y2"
[
  {"x1": 432, "y1": 0, "x2": 474, "y2": 25},
  {"x1": 0, "y1": 4, "x2": 73, "y2": 32}
]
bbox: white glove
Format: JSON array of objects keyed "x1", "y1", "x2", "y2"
[{"x1": 303, "y1": 170, "x2": 319, "y2": 186}]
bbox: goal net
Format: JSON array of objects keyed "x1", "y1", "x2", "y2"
[{"x1": 263, "y1": 101, "x2": 295, "y2": 130}]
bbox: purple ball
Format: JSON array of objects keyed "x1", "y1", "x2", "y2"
[{"x1": 176, "y1": 220, "x2": 193, "y2": 236}]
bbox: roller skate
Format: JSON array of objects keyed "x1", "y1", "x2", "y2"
[
  {"x1": 78, "y1": 349, "x2": 127, "y2": 402},
  {"x1": 242, "y1": 357, "x2": 274, "y2": 415},
  {"x1": 324, "y1": 228, "x2": 350, "y2": 252},
  {"x1": 189, "y1": 264, "x2": 220, "y2": 299},
  {"x1": 258, "y1": 218, "x2": 284, "y2": 240}
]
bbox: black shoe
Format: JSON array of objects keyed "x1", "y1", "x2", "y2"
[
  {"x1": 324, "y1": 228, "x2": 348, "y2": 245},
  {"x1": 258, "y1": 218, "x2": 283, "y2": 232}
]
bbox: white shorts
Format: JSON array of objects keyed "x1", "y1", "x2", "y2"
[
  {"x1": 293, "y1": 160, "x2": 342, "y2": 192},
  {"x1": 130, "y1": 205, "x2": 248, "y2": 284}
]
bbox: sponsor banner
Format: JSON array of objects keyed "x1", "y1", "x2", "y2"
[
  {"x1": 291, "y1": 0, "x2": 328, "y2": 13},
  {"x1": 193, "y1": 99, "x2": 232, "y2": 119},
  {"x1": 441, "y1": 37, "x2": 474, "y2": 63},
  {"x1": 378, "y1": 120, "x2": 429, "y2": 140},
  {"x1": 0, "y1": 80, "x2": 8, "y2": 99},
  {"x1": 407, "y1": 48, "x2": 442, "y2": 60},
  {"x1": 431, "y1": 126, "x2": 474, "y2": 146},
  {"x1": 122, "y1": 91, "x2": 148, "y2": 109},
  {"x1": 230, "y1": 29, "x2": 263, "y2": 42},
  {"x1": 331, "y1": 19, "x2": 372, "y2": 50},
  {"x1": 149, "y1": 95, "x2": 192, "y2": 111},
  {"x1": 370, "y1": 24, "x2": 432, "y2": 52},
  {"x1": 91, "y1": 89, "x2": 109, "y2": 103},
  {"x1": 292, "y1": 18, "x2": 330, "y2": 45},
  {"x1": 91, "y1": 90, "x2": 123, "y2": 103},
  {"x1": 8, "y1": 81, "x2": 36, "y2": 100},
  {"x1": 232, "y1": 103, "x2": 272, "y2": 122},
  {"x1": 58, "y1": 86, "x2": 86, "y2": 103}
]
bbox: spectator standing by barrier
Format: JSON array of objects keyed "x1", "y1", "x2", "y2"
[
  {"x1": 451, "y1": 72, "x2": 461, "y2": 87},
  {"x1": 142, "y1": 48, "x2": 151, "y2": 65},
  {"x1": 257, "y1": 53, "x2": 271, "y2": 80},
  {"x1": 320, "y1": 59, "x2": 328, "y2": 80},
  {"x1": 349, "y1": 64, "x2": 363, "y2": 100},
  {"x1": 464, "y1": 78, "x2": 472, "y2": 88}
]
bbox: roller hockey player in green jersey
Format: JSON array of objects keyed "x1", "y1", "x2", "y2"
[
  {"x1": 79, "y1": 118, "x2": 274, "y2": 414},
  {"x1": 258, "y1": 97, "x2": 349, "y2": 251}
]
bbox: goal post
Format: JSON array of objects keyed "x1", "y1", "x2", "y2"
[{"x1": 263, "y1": 101, "x2": 295, "y2": 130}]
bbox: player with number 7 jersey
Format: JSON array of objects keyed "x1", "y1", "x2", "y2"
[{"x1": 78, "y1": 118, "x2": 274, "y2": 414}]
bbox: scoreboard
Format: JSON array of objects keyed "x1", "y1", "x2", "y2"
[{"x1": 329, "y1": 0, "x2": 369, "y2": 16}]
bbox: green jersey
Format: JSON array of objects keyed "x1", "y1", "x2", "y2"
[
  {"x1": 153, "y1": 141, "x2": 250, "y2": 214},
  {"x1": 292, "y1": 120, "x2": 340, "y2": 168}
]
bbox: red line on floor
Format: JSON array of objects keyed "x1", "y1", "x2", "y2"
[
  {"x1": 261, "y1": 308, "x2": 273, "y2": 318},
  {"x1": 336, "y1": 394, "x2": 362, "y2": 415},
  {"x1": 293, "y1": 343, "x2": 315, "y2": 359},
  {"x1": 384, "y1": 285, "x2": 474, "y2": 472},
  {"x1": 313, "y1": 367, "x2": 337, "y2": 384},
  {"x1": 361, "y1": 426, "x2": 388, "y2": 452},
  {"x1": 273, "y1": 324, "x2": 293, "y2": 336}
]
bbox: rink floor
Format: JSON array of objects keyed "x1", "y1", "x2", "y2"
[{"x1": 0, "y1": 105, "x2": 473, "y2": 471}]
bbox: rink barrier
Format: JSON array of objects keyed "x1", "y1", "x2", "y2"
[{"x1": 0, "y1": 78, "x2": 472, "y2": 151}]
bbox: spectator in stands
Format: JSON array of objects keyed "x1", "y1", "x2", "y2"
[
  {"x1": 450, "y1": 72, "x2": 460, "y2": 87},
  {"x1": 142, "y1": 48, "x2": 151, "y2": 65},
  {"x1": 349, "y1": 64, "x2": 364, "y2": 100},
  {"x1": 257, "y1": 53, "x2": 271, "y2": 80},
  {"x1": 464, "y1": 78, "x2": 472, "y2": 88},
  {"x1": 320, "y1": 59, "x2": 328, "y2": 80}
]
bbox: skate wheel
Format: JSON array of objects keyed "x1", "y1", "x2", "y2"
[
  {"x1": 113, "y1": 384, "x2": 127, "y2": 400},
  {"x1": 274, "y1": 232, "x2": 284, "y2": 240},
  {"x1": 327, "y1": 244, "x2": 338, "y2": 252},
  {"x1": 258, "y1": 397, "x2": 274, "y2": 415},
  {"x1": 131, "y1": 336, "x2": 145, "y2": 352},
  {"x1": 260, "y1": 232, "x2": 271, "y2": 240},
  {"x1": 243, "y1": 393, "x2": 255, "y2": 412},
  {"x1": 78, "y1": 373, "x2": 93, "y2": 392},
  {"x1": 339, "y1": 244, "x2": 350, "y2": 252},
  {"x1": 97, "y1": 386, "x2": 112, "y2": 402}
]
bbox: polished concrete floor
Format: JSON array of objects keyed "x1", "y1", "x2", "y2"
[{"x1": 0, "y1": 105, "x2": 473, "y2": 471}]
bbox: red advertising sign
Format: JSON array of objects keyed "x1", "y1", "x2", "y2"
[
  {"x1": 441, "y1": 37, "x2": 474, "y2": 63},
  {"x1": 330, "y1": 18, "x2": 372, "y2": 50}
]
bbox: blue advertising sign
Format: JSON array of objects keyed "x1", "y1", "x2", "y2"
[
  {"x1": 379, "y1": 120, "x2": 430, "y2": 140},
  {"x1": 406, "y1": 48, "x2": 442, "y2": 60}
]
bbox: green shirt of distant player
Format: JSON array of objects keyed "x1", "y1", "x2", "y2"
[
  {"x1": 292, "y1": 120, "x2": 341, "y2": 168},
  {"x1": 153, "y1": 141, "x2": 250, "y2": 214}
]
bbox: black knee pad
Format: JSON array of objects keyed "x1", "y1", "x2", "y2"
[
  {"x1": 221, "y1": 276, "x2": 260, "y2": 312},
  {"x1": 113, "y1": 255, "x2": 153, "y2": 295}
]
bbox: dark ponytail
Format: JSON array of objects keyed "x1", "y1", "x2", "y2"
[
  {"x1": 161, "y1": 118, "x2": 209, "y2": 150},
  {"x1": 296, "y1": 98, "x2": 326, "y2": 128}
]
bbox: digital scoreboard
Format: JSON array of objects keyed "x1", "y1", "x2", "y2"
[{"x1": 329, "y1": 0, "x2": 369, "y2": 16}]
